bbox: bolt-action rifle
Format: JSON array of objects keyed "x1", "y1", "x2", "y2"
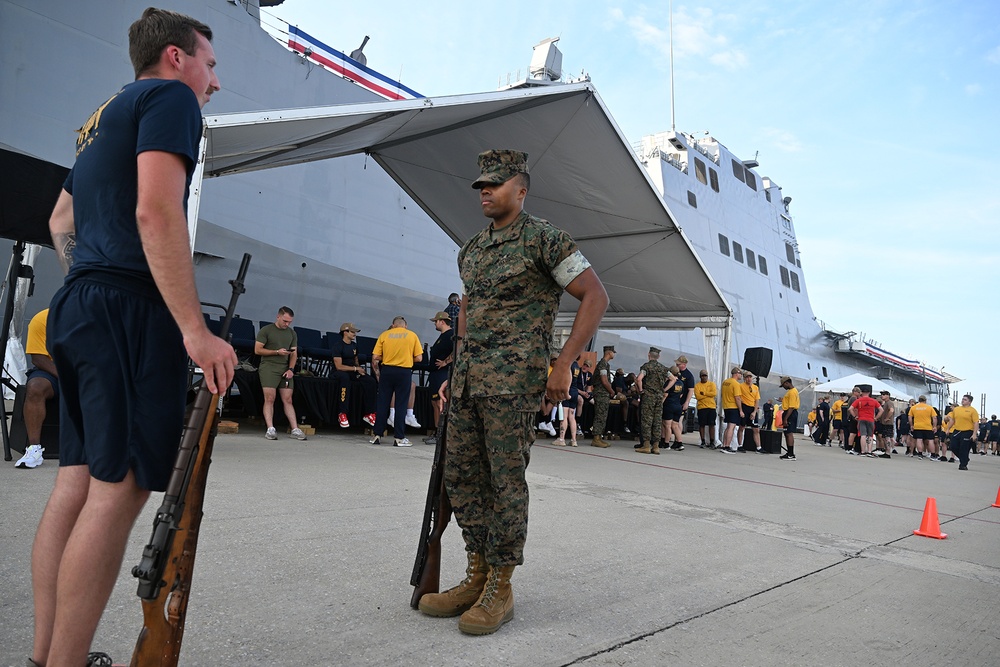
[
  {"x1": 129, "y1": 254, "x2": 250, "y2": 667},
  {"x1": 409, "y1": 354, "x2": 455, "y2": 608}
]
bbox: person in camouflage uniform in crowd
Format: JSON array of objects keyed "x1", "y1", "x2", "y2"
[
  {"x1": 634, "y1": 346, "x2": 669, "y2": 453},
  {"x1": 417, "y1": 149, "x2": 608, "y2": 635},
  {"x1": 590, "y1": 345, "x2": 616, "y2": 447}
]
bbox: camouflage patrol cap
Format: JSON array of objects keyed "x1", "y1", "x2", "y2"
[
  {"x1": 471, "y1": 149, "x2": 529, "y2": 189},
  {"x1": 649, "y1": 346, "x2": 660, "y2": 356},
  {"x1": 603, "y1": 345, "x2": 616, "y2": 353}
]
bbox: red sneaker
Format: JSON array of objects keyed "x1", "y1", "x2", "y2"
[
  {"x1": 338, "y1": 413, "x2": 350, "y2": 428},
  {"x1": 362, "y1": 413, "x2": 376, "y2": 426}
]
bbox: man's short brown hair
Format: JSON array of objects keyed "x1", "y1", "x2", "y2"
[{"x1": 128, "y1": 7, "x2": 213, "y2": 79}]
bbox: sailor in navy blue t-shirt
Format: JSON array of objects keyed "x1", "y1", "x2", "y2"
[{"x1": 32, "y1": 10, "x2": 236, "y2": 666}]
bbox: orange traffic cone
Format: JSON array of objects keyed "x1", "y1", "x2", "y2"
[
  {"x1": 913, "y1": 497, "x2": 947, "y2": 539},
  {"x1": 992, "y1": 486, "x2": 1000, "y2": 508}
]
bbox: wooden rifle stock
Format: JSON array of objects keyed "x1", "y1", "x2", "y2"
[
  {"x1": 409, "y1": 410, "x2": 452, "y2": 608},
  {"x1": 409, "y1": 344, "x2": 459, "y2": 609},
  {"x1": 129, "y1": 254, "x2": 250, "y2": 667}
]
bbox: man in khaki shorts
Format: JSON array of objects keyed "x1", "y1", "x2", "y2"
[{"x1": 255, "y1": 306, "x2": 306, "y2": 440}]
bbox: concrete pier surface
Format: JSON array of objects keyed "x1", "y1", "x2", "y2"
[{"x1": 3, "y1": 430, "x2": 999, "y2": 666}]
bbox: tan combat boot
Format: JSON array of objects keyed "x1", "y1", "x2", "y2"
[
  {"x1": 650, "y1": 441, "x2": 661, "y2": 455},
  {"x1": 458, "y1": 565, "x2": 516, "y2": 635},
  {"x1": 591, "y1": 435, "x2": 610, "y2": 448},
  {"x1": 418, "y1": 551, "x2": 489, "y2": 617},
  {"x1": 635, "y1": 441, "x2": 651, "y2": 454}
]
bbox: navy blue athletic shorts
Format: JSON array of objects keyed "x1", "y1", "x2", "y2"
[
  {"x1": 783, "y1": 408, "x2": 799, "y2": 432},
  {"x1": 724, "y1": 408, "x2": 741, "y2": 425},
  {"x1": 26, "y1": 367, "x2": 60, "y2": 401},
  {"x1": 48, "y1": 273, "x2": 188, "y2": 492},
  {"x1": 429, "y1": 369, "x2": 449, "y2": 400}
]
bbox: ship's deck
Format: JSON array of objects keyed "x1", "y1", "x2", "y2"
[{"x1": 4, "y1": 428, "x2": 999, "y2": 666}]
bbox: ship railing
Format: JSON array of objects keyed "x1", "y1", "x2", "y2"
[
  {"x1": 631, "y1": 142, "x2": 688, "y2": 174},
  {"x1": 689, "y1": 139, "x2": 720, "y2": 165}
]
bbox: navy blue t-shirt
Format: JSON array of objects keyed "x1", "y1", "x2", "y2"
[
  {"x1": 429, "y1": 328, "x2": 455, "y2": 366},
  {"x1": 330, "y1": 338, "x2": 358, "y2": 367},
  {"x1": 63, "y1": 79, "x2": 202, "y2": 283}
]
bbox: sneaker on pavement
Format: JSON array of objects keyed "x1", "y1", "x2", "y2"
[
  {"x1": 369, "y1": 435, "x2": 381, "y2": 445},
  {"x1": 424, "y1": 436, "x2": 438, "y2": 445},
  {"x1": 14, "y1": 444, "x2": 44, "y2": 469},
  {"x1": 362, "y1": 413, "x2": 376, "y2": 426},
  {"x1": 720, "y1": 447, "x2": 736, "y2": 454},
  {"x1": 405, "y1": 414, "x2": 421, "y2": 428},
  {"x1": 394, "y1": 437, "x2": 413, "y2": 447},
  {"x1": 779, "y1": 453, "x2": 796, "y2": 460},
  {"x1": 338, "y1": 413, "x2": 350, "y2": 428},
  {"x1": 878, "y1": 452, "x2": 891, "y2": 459},
  {"x1": 670, "y1": 443, "x2": 684, "y2": 451},
  {"x1": 958, "y1": 464, "x2": 968, "y2": 470},
  {"x1": 947, "y1": 457, "x2": 956, "y2": 463},
  {"x1": 291, "y1": 428, "x2": 307, "y2": 441},
  {"x1": 552, "y1": 438, "x2": 566, "y2": 446},
  {"x1": 265, "y1": 427, "x2": 277, "y2": 440}
]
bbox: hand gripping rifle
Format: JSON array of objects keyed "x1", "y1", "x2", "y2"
[
  {"x1": 129, "y1": 254, "x2": 250, "y2": 667},
  {"x1": 409, "y1": 350, "x2": 456, "y2": 608}
]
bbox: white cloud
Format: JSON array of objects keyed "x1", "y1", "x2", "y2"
[
  {"x1": 965, "y1": 83, "x2": 983, "y2": 95},
  {"x1": 758, "y1": 128, "x2": 803, "y2": 153},
  {"x1": 610, "y1": 5, "x2": 748, "y2": 71}
]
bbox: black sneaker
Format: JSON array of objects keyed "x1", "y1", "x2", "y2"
[
  {"x1": 958, "y1": 464, "x2": 968, "y2": 470},
  {"x1": 878, "y1": 453, "x2": 891, "y2": 459},
  {"x1": 779, "y1": 453, "x2": 796, "y2": 460},
  {"x1": 670, "y1": 443, "x2": 684, "y2": 451},
  {"x1": 948, "y1": 457, "x2": 956, "y2": 463}
]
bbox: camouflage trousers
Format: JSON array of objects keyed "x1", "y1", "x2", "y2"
[
  {"x1": 593, "y1": 393, "x2": 610, "y2": 436},
  {"x1": 640, "y1": 395, "x2": 663, "y2": 444},
  {"x1": 445, "y1": 394, "x2": 535, "y2": 566}
]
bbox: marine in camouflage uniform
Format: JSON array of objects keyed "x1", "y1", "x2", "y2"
[
  {"x1": 419, "y1": 149, "x2": 607, "y2": 635},
  {"x1": 636, "y1": 347, "x2": 669, "y2": 452},
  {"x1": 591, "y1": 346, "x2": 616, "y2": 446}
]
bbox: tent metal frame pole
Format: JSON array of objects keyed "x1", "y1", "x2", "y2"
[{"x1": 1, "y1": 240, "x2": 29, "y2": 461}]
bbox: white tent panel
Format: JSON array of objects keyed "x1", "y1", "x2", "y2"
[
  {"x1": 198, "y1": 82, "x2": 731, "y2": 331},
  {"x1": 814, "y1": 372, "x2": 914, "y2": 401}
]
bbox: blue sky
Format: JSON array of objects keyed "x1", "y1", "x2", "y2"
[{"x1": 261, "y1": 0, "x2": 999, "y2": 414}]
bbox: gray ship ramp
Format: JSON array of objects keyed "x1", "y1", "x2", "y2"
[{"x1": 3, "y1": 431, "x2": 999, "y2": 666}]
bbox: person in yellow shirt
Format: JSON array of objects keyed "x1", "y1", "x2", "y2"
[
  {"x1": 908, "y1": 395, "x2": 939, "y2": 459},
  {"x1": 779, "y1": 376, "x2": 800, "y2": 460},
  {"x1": 14, "y1": 309, "x2": 58, "y2": 469},
  {"x1": 738, "y1": 371, "x2": 763, "y2": 453},
  {"x1": 718, "y1": 367, "x2": 744, "y2": 453},
  {"x1": 831, "y1": 393, "x2": 846, "y2": 446},
  {"x1": 371, "y1": 316, "x2": 423, "y2": 446},
  {"x1": 694, "y1": 369, "x2": 718, "y2": 448},
  {"x1": 944, "y1": 394, "x2": 979, "y2": 470}
]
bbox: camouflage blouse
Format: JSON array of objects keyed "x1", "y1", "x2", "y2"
[{"x1": 452, "y1": 211, "x2": 590, "y2": 398}]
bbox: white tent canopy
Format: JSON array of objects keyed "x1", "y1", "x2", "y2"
[
  {"x1": 193, "y1": 82, "x2": 731, "y2": 332},
  {"x1": 814, "y1": 373, "x2": 914, "y2": 400}
]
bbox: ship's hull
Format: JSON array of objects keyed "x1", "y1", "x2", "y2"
[{"x1": 0, "y1": 0, "x2": 944, "y2": 406}]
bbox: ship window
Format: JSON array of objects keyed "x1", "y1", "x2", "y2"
[
  {"x1": 790, "y1": 271, "x2": 801, "y2": 292},
  {"x1": 694, "y1": 158, "x2": 707, "y2": 186},
  {"x1": 796, "y1": 259, "x2": 801, "y2": 268},
  {"x1": 718, "y1": 233, "x2": 730, "y2": 256},
  {"x1": 732, "y1": 159, "x2": 745, "y2": 183},
  {"x1": 822, "y1": 367, "x2": 828, "y2": 378},
  {"x1": 765, "y1": 189, "x2": 771, "y2": 202},
  {"x1": 710, "y1": 168, "x2": 719, "y2": 192},
  {"x1": 687, "y1": 191, "x2": 697, "y2": 207},
  {"x1": 733, "y1": 242, "x2": 744, "y2": 263},
  {"x1": 744, "y1": 169, "x2": 757, "y2": 190},
  {"x1": 780, "y1": 265, "x2": 790, "y2": 287},
  {"x1": 758, "y1": 256, "x2": 768, "y2": 275},
  {"x1": 785, "y1": 242, "x2": 795, "y2": 263},
  {"x1": 807, "y1": 363, "x2": 811, "y2": 370},
  {"x1": 746, "y1": 249, "x2": 756, "y2": 270}
]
